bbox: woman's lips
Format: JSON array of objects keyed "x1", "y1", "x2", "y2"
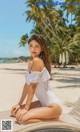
[{"x1": 32, "y1": 52, "x2": 37, "y2": 54}]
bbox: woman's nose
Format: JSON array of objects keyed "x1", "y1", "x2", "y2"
[{"x1": 31, "y1": 47, "x2": 35, "y2": 51}]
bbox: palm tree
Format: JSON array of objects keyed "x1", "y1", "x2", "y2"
[
  {"x1": 70, "y1": 32, "x2": 80, "y2": 64},
  {"x1": 19, "y1": 34, "x2": 28, "y2": 47},
  {"x1": 26, "y1": 0, "x2": 64, "y2": 36},
  {"x1": 61, "y1": 0, "x2": 77, "y2": 26},
  {"x1": 19, "y1": 0, "x2": 80, "y2": 65},
  {"x1": 23, "y1": 1, "x2": 70, "y2": 62},
  {"x1": 75, "y1": 4, "x2": 80, "y2": 26},
  {"x1": 24, "y1": 0, "x2": 61, "y2": 50}
]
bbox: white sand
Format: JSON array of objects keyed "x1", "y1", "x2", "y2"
[{"x1": 0, "y1": 63, "x2": 80, "y2": 113}]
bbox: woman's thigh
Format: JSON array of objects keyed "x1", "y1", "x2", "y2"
[{"x1": 47, "y1": 103, "x2": 62, "y2": 117}]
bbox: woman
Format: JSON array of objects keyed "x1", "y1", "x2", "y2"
[{"x1": 11, "y1": 34, "x2": 62, "y2": 125}]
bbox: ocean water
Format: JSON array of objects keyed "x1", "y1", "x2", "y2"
[
  {"x1": 0, "y1": 56, "x2": 30, "y2": 64},
  {"x1": 0, "y1": 58, "x2": 18, "y2": 64}
]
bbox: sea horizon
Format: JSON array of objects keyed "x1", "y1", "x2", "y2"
[{"x1": 0, "y1": 56, "x2": 30, "y2": 64}]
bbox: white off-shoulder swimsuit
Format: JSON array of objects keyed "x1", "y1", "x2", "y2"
[{"x1": 25, "y1": 67, "x2": 62, "y2": 108}]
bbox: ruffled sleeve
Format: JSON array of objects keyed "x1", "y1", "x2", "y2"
[
  {"x1": 25, "y1": 67, "x2": 51, "y2": 85},
  {"x1": 40, "y1": 67, "x2": 51, "y2": 82},
  {"x1": 25, "y1": 71, "x2": 41, "y2": 85}
]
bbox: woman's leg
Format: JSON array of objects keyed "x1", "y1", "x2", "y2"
[
  {"x1": 16, "y1": 103, "x2": 62, "y2": 125},
  {"x1": 12, "y1": 100, "x2": 42, "y2": 118},
  {"x1": 11, "y1": 99, "x2": 42, "y2": 118},
  {"x1": 19, "y1": 117, "x2": 61, "y2": 125}
]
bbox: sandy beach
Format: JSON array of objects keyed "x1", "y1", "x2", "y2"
[{"x1": 0, "y1": 63, "x2": 80, "y2": 113}]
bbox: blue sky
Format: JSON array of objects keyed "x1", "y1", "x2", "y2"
[
  {"x1": 0, "y1": 0, "x2": 33, "y2": 58},
  {"x1": 0, "y1": 0, "x2": 73, "y2": 58}
]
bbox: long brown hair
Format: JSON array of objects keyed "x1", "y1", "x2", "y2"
[{"x1": 28, "y1": 34, "x2": 51, "y2": 74}]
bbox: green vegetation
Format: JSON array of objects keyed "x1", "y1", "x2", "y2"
[
  {"x1": 0, "y1": 56, "x2": 30, "y2": 63},
  {"x1": 19, "y1": 0, "x2": 80, "y2": 66},
  {"x1": 19, "y1": 56, "x2": 31, "y2": 61}
]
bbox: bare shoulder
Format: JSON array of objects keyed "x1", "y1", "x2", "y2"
[
  {"x1": 33, "y1": 57, "x2": 44, "y2": 64},
  {"x1": 32, "y1": 57, "x2": 45, "y2": 71}
]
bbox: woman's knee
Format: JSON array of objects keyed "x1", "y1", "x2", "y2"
[{"x1": 48, "y1": 103, "x2": 62, "y2": 117}]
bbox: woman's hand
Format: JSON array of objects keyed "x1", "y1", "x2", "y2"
[
  {"x1": 16, "y1": 108, "x2": 28, "y2": 124},
  {"x1": 11, "y1": 104, "x2": 20, "y2": 117}
]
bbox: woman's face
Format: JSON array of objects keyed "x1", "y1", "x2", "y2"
[{"x1": 28, "y1": 40, "x2": 42, "y2": 58}]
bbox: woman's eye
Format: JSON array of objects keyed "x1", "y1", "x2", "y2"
[
  {"x1": 29, "y1": 45, "x2": 39, "y2": 48},
  {"x1": 29, "y1": 45, "x2": 32, "y2": 47},
  {"x1": 35, "y1": 46, "x2": 39, "y2": 48}
]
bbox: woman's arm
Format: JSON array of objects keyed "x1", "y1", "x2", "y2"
[
  {"x1": 24, "y1": 83, "x2": 37, "y2": 111},
  {"x1": 11, "y1": 83, "x2": 29, "y2": 116},
  {"x1": 18, "y1": 83, "x2": 29, "y2": 106},
  {"x1": 24, "y1": 58, "x2": 44, "y2": 110}
]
